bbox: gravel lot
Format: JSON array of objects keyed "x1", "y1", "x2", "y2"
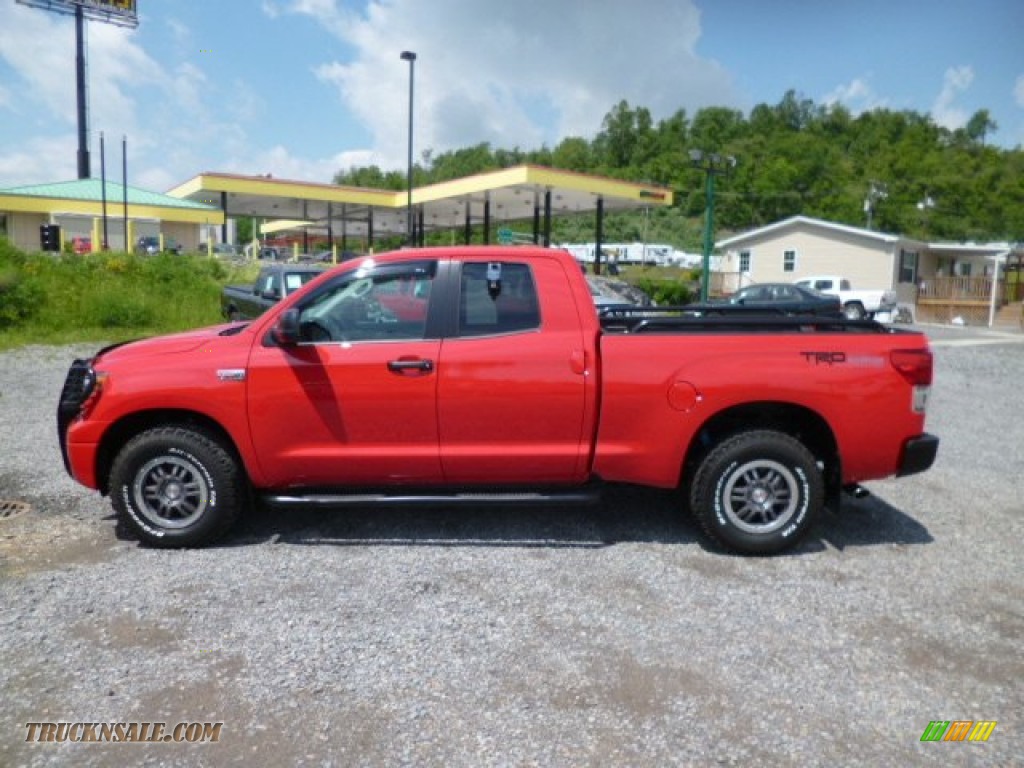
[{"x1": 1, "y1": 327, "x2": 1022, "y2": 767}]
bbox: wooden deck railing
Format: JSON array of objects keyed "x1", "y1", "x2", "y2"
[{"x1": 918, "y1": 276, "x2": 1005, "y2": 303}]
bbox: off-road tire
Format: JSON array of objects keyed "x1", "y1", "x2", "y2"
[
  {"x1": 110, "y1": 426, "x2": 244, "y2": 548},
  {"x1": 689, "y1": 430, "x2": 823, "y2": 555}
]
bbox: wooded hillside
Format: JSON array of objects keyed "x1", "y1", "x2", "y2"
[{"x1": 334, "y1": 91, "x2": 1023, "y2": 250}]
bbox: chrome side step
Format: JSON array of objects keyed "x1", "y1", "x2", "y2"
[{"x1": 263, "y1": 487, "x2": 603, "y2": 508}]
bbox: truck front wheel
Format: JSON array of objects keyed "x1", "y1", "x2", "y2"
[
  {"x1": 689, "y1": 430, "x2": 823, "y2": 555},
  {"x1": 110, "y1": 426, "x2": 244, "y2": 547}
]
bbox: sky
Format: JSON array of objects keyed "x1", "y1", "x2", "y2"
[{"x1": 0, "y1": 0, "x2": 1021, "y2": 192}]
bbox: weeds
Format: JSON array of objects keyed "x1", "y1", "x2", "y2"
[{"x1": 0, "y1": 239, "x2": 258, "y2": 349}]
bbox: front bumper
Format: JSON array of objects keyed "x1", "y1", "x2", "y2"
[
  {"x1": 896, "y1": 433, "x2": 939, "y2": 477},
  {"x1": 57, "y1": 358, "x2": 94, "y2": 476}
]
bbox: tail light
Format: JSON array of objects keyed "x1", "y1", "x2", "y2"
[{"x1": 890, "y1": 349, "x2": 933, "y2": 386}]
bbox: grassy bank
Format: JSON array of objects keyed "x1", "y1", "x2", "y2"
[
  {"x1": 0, "y1": 238, "x2": 259, "y2": 350},
  {"x1": 0, "y1": 237, "x2": 703, "y2": 350}
]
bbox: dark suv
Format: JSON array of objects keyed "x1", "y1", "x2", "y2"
[{"x1": 135, "y1": 235, "x2": 182, "y2": 255}]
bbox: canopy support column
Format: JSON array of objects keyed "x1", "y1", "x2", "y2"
[
  {"x1": 543, "y1": 189, "x2": 552, "y2": 247},
  {"x1": 483, "y1": 196, "x2": 491, "y2": 244}
]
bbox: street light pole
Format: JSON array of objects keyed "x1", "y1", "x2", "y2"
[
  {"x1": 689, "y1": 150, "x2": 736, "y2": 302},
  {"x1": 400, "y1": 50, "x2": 417, "y2": 247}
]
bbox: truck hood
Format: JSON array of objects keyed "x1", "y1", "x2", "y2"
[{"x1": 94, "y1": 323, "x2": 249, "y2": 366}]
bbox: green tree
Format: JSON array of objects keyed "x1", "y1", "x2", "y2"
[
  {"x1": 966, "y1": 109, "x2": 998, "y2": 145},
  {"x1": 328, "y1": 95, "x2": 1023, "y2": 247}
]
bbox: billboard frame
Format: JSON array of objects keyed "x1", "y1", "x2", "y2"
[{"x1": 15, "y1": 0, "x2": 138, "y2": 29}]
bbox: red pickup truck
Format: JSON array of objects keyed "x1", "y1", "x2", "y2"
[{"x1": 57, "y1": 246, "x2": 937, "y2": 555}]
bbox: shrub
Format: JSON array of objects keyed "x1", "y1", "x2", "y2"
[
  {"x1": 85, "y1": 291, "x2": 156, "y2": 329},
  {"x1": 633, "y1": 276, "x2": 694, "y2": 306},
  {"x1": 0, "y1": 269, "x2": 44, "y2": 328}
]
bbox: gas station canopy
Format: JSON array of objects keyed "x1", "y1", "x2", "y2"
[{"x1": 167, "y1": 164, "x2": 673, "y2": 243}]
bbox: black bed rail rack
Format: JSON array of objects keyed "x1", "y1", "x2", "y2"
[{"x1": 597, "y1": 305, "x2": 887, "y2": 334}]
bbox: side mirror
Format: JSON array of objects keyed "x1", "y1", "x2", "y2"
[{"x1": 271, "y1": 308, "x2": 301, "y2": 346}]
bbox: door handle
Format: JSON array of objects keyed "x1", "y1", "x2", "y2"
[{"x1": 387, "y1": 358, "x2": 434, "y2": 373}]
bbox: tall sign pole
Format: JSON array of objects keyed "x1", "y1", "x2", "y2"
[
  {"x1": 123, "y1": 135, "x2": 129, "y2": 251},
  {"x1": 100, "y1": 131, "x2": 109, "y2": 248},
  {"x1": 17, "y1": 1, "x2": 140, "y2": 179},
  {"x1": 400, "y1": 51, "x2": 417, "y2": 247},
  {"x1": 74, "y1": 4, "x2": 89, "y2": 178}
]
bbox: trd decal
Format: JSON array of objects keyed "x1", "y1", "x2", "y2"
[{"x1": 800, "y1": 351, "x2": 847, "y2": 365}]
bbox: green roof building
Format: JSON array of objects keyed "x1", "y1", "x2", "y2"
[{"x1": 0, "y1": 178, "x2": 223, "y2": 253}]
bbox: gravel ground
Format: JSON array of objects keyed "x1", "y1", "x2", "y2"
[{"x1": 1, "y1": 327, "x2": 1022, "y2": 767}]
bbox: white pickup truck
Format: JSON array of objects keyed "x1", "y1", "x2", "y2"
[{"x1": 794, "y1": 276, "x2": 898, "y2": 320}]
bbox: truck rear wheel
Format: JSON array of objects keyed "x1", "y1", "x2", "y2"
[
  {"x1": 110, "y1": 426, "x2": 244, "y2": 547},
  {"x1": 689, "y1": 430, "x2": 823, "y2": 555},
  {"x1": 843, "y1": 302, "x2": 865, "y2": 320}
]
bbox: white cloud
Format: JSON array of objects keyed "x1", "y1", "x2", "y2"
[
  {"x1": 238, "y1": 145, "x2": 371, "y2": 181},
  {"x1": 1, "y1": 0, "x2": 738, "y2": 187},
  {"x1": 0, "y1": 5, "x2": 80, "y2": 125},
  {"x1": 823, "y1": 77, "x2": 886, "y2": 114},
  {"x1": 165, "y1": 17, "x2": 190, "y2": 44},
  {"x1": 0, "y1": 135, "x2": 79, "y2": 184},
  {"x1": 932, "y1": 65, "x2": 974, "y2": 130},
  {"x1": 283, "y1": 0, "x2": 734, "y2": 170},
  {"x1": 0, "y1": 3, "x2": 179, "y2": 184},
  {"x1": 0, "y1": 5, "x2": 276, "y2": 188},
  {"x1": 270, "y1": 0, "x2": 352, "y2": 38}
]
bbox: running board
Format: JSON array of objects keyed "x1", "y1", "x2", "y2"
[{"x1": 262, "y1": 487, "x2": 603, "y2": 508}]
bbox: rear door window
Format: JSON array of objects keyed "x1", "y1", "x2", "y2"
[{"x1": 458, "y1": 262, "x2": 540, "y2": 337}]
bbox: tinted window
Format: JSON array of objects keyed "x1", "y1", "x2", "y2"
[
  {"x1": 284, "y1": 272, "x2": 319, "y2": 292},
  {"x1": 296, "y1": 263, "x2": 435, "y2": 343},
  {"x1": 458, "y1": 263, "x2": 540, "y2": 337},
  {"x1": 737, "y1": 286, "x2": 767, "y2": 302}
]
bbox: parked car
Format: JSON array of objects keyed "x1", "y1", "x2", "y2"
[
  {"x1": 794, "y1": 275, "x2": 897, "y2": 320},
  {"x1": 203, "y1": 242, "x2": 240, "y2": 257},
  {"x1": 221, "y1": 263, "x2": 326, "y2": 321},
  {"x1": 305, "y1": 250, "x2": 358, "y2": 264},
  {"x1": 135, "y1": 235, "x2": 182, "y2": 255},
  {"x1": 696, "y1": 282, "x2": 842, "y2": 316}
]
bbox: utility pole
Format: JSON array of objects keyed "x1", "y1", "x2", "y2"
[{"x1": 689, "y1": 150, "x2": 737, "y2": 302}]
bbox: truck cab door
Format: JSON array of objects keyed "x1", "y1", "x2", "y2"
[
  {"x1": 436, "y1": 258, "x2": 594, "y2": 484},
  {"x1": 246, "y1": 260, "x2": 443, "y2": 487}
]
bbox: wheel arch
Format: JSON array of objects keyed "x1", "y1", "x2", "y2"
[
  {"x1": 681, "y1": 401, "x2": 841, "y2": 500},
  {"x1": 95, "y1": 409, "x2": 246, "y2": 495}
]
